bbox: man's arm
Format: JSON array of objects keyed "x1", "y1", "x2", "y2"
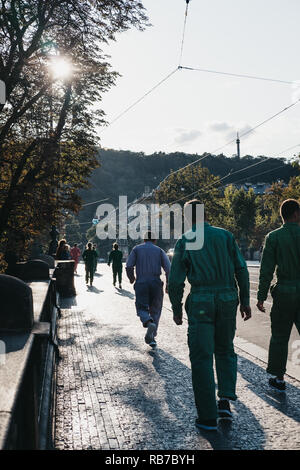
[
  {"x1": 168, "y1": 238, "x2": 189, "y2": 324},
  {"x1": 126, "y1": 247, "x2": 137, "y2": 283},
  {"x1": 160, "y1": 249, "x2": 171, "y2": 291},
  {"x1": 257, "y1": 234, "x2": 276, "y2": 310},
  {"x1": 232, "y1": 236, "x2": 251, "y2": 320},
  {"x1": 107, "y1": 251, "x2": 112, "y2": 266}
]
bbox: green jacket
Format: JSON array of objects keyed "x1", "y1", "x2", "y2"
[
  {"x1": 168, "y1": 222, "x2": 250, "y2": 317},
  {"x1": 108, "y1": 249, "x2": 123, "y2": 268},
  {"x1": 258, "y1": 222, "x2": 300, "y2": 301},
  {"x1": 82, "y1": 249, "x2": 97, "y2": 268}
]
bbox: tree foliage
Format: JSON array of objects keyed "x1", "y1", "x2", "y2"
[{"x1": 0, "y1": 0, "x2": 148, "y2": 263}]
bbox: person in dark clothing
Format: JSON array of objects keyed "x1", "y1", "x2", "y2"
[
  {"x1": 82, "y1": 242, "x2": 98, "y2": 286},
  {"x1": 108, "y1": 243, "x2": 123, "y2": 289},
  {"x1": 56, "y1": 239, "x2": 67, "y2": 260},
  {"x1": 93, "y1": 244, "x2": 99, "y2": 274},
  {"x1": 257, "y1": 199, "x2": 300, "y2": 391},
  {"x1": 168, "y1": 200, "x2": 251, "y2": 431}
]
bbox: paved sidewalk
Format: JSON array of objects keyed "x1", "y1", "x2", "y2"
[{"x1": 54, "y1": 264, "x2": 300, "y2": 450}]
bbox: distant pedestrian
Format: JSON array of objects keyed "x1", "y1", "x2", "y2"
[
  {"x1": 126, "y1": 231, "x2": 170, "y2": 349},
  {"x1": 257, "y1": 199, "x2": 300, "y2": 391},
  {"x1": 56, "y1": 239, "x2": 66, "y2": 260},
  {"x1": 93, "y1": 244, "x2": 99, "y2": 274},
  {"x1": 70, "y1": 243, "x2": 81, "y2": 273},
  {"x1": 63, "y1": 244, "x2": 71, "y2": 260},
  {"x1": 168, "y1": 200, "x2": 251, "y2": 432},
  {"x1": 82, "y1": 242, "x2": 98, "y2": 286},
  {"x1": 108, "y1": 243, "x2": 123, "y2": 289}
]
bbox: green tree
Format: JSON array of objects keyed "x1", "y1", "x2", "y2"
[
  {"x1": 155, "y1": 164, "x2": 222, "y2": 222},
  {"x1": 218, "y1": 185, "x2": 257, "y2": 247},
  {"x1": 0, "y1": 0, "x2": 148, "y2": 263}
]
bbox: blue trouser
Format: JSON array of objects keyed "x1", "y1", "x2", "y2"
[
  {"x1": 134, "y1": 279, "x2": 164, "y2": 336},
  {"x1": 186, "y1": 287, "x2": 238, "y2": 421}
]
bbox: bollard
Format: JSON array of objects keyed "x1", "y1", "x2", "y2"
[
  {"x1": 54, "y1": 260, "x2": 76, "y2": 297},
  {"x1": 21, "y1": 259, "x2": 50, "y2": 281},
  {"x1": 32, "y1": 254, "x2": 55, "y2": 269},
  {"x1": 0, "y1": 275, "x2": 34, "y2": 331}
]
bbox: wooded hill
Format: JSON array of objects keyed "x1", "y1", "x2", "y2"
[{"x1": 78, "y1": 148, "x2": 298, "y2": 224}]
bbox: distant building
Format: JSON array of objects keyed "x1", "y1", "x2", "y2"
[{"x1": 228, "y1": 182, "x2": 271, "y2": 195}]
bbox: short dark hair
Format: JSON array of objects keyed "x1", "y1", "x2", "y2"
[
  {"x1": 184, "y1": 199, "x2": 204, "y2": 225},
  {"x1": 144, "y1": 231, "x2": 156, "y2": 241},
  {"x1": 280, "y1": 199, "x2": 300, "y2": 221},
  {"x1": 113, "y1": 243, "x2": 118, "y2": 250}
]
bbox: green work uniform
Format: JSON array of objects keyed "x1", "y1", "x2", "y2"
[
  {"x1": 108, "y1": 249, "x2": 123, "y2": 286},
  {"x1": 82, "y1": 248, "x2": 98, "y2": 285},
  {"x1": 93, "y1": 248, "x2": 99, "y2": 274},
  {"x1": 168, "y1": 222, "x2": 249, "y2": 421},
  {"x1": 258, "y1": 222, "x2": 300, "y2": 377}
]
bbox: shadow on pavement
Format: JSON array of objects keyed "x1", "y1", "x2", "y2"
[
  {"x1": 89, "y1": 332, "x2": 265, "y2": 450},
  {"x1": 115, "y1": 288, "x2": 135, "y2": 300},
  {"x1": 60, "y1": 296, "x2": 77, "y2": 309},
  {"x1": 237, "y1": 354, "x2": 300, "y2": 424},
  {"x1": 149, "y1": 348, "x2": 266, "y2": 450},
  {"x1": 87, "y1": 286, "x2": 103, "y2": 293}
]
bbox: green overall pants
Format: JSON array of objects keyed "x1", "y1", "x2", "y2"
[
  {"x1": 186, "y1": 287, "x2": 238, "y2": 421},
  {"x1": 268, "y1": 281, "x2": 300, "y2": 377},
  {"x1": 113, "y1": 265, "x2": 122, "y2": 285}
]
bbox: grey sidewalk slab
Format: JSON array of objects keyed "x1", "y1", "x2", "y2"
[{"x1": 54, "y1": 264, "x2": 300, "y2": 450}]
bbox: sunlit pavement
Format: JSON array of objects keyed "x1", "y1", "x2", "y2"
[{"x1": 54, "y1": 263, "x2": 300, "y2": 450}]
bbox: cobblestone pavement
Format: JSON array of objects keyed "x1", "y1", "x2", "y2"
[{"x1": 54, "y1": 263, "x2": 300, "y2": 450}]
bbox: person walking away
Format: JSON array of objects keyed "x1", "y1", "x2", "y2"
[
  {"x1": 126, "y1": 232, "x2": 170, "y2": 349},
  {"x1": 108, "y1": 243, "x2": 123, "y2": 288},
  {"x1": 257, "y1": 199, "x2": 300, "y2": 391},
  {"x1": 168, "y1": 199, "x2": 251, "y2": 432},
  {"x1": 93, "y1": 244, "x2": 99, "y2": 274},
  {"x1": 63, "y1": 244, "x2": 71, "y2": 260},
  {"x1": 82, "y1": 242, "x2": 97, "y2": 286},
  {"x1": 70, "y1": 243, "x2": 81, "y2": 274},
  {"x1": 56, "y1": 239, "x2": 66, "y2": 260}
]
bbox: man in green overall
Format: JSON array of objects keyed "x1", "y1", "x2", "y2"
[
  {"x1": 82, "y1": 242, "x2": 98, "y2": 287},
  {"x1": 108, "y1": 243, "x2": 123, "y2": 289},
  {"x1": 168, "y1": 200, "x2": 251, "y2": 431},
  {"x1": 257, "y1": 198, "x2": 300, "y2": 391}
]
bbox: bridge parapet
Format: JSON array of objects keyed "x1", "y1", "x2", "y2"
[{"x1": 0, "y1": 266, "x2": 60, "y2": 449}]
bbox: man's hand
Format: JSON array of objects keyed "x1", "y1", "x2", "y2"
[
  {"x1": 173, "y1": 316, "x2": 183, "y2": 325},
  {"x1": 129, "y1": 276, "x2": 136, "y2": 284},
  {"x1": 256, "y1": 301, "x2": 265, "y2": 312},
  {"x1": 240, "y1": 305, "x2": 251, "y2": 321},
  {"x1": 165, "y1": 284, "x2": 169, "y2": 294}
]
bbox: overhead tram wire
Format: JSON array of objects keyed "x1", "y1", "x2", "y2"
[
  {"x1": 179, "y1": 0, "x2": 191, "y2": 66},
  {"x1": 101, "y1": 68, "x2": 179, "y2": 131},
  {"x1": 82, "y1": 198, "x2": 109, "y2": 207},
  {"x1": 164, "y1": 142, "x2": 300, "y2": 207},
  {"x1": 157, "y1": 97, "x2": 300, "y2": 189},
  {"x1": 178, "y1": 66, "x2": 293, "y2": 85}
]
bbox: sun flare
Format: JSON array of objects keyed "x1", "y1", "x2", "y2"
[{"x1": 48, "y1": 56, "x2": 73, "y2": 80}]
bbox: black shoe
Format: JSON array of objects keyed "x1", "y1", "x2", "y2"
[
  {"x1": 218, "y1": 399, "x2": 232, "y2": 420},
  {"x1": 145, "y1": 321, "x2": 156, "y2": 344},
  {"x1": 269, "y1": 377, "x2": 286, "y2": 392},
  {"x1": 195, "y1": 418, "x2": 217, "y2": 431}
]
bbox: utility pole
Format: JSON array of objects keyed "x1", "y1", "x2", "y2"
[{"x1": 236, "y1": 132, "x2": 240, "y2": 159}]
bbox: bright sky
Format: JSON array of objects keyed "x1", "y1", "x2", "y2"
[{"x1": 98, "y1": 0, "x2": 300, "y2": 159}]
